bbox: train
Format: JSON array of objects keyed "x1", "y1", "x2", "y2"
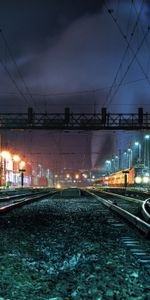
[{"x1": 94, "y1": 166, "x2": 150, "y2": 187}]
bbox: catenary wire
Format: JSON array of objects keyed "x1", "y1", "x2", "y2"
[
  {"x1": 132, "y1": 1, "x2": 150, "y2": 75},
  {"x1": 107, "y1": 26, "x2": 150, "y2": 106},
  {"x1": 106, "y1": 1, "x2": 150, "y2": 102},
  {"x1": 103, "y1": 0, "x2": 144, "y2": 106},
  {"x1": 0, "y1": 29, "x2": 40, "y2": 112}
]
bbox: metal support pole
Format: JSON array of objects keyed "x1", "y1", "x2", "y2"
[
  {"x1": 19, "y1": 169, "x2": 26, "y2": 187},
  {"x1": 21, "y1": 171, "x2": 24, "y2": 187}
]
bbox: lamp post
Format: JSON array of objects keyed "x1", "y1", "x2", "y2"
[
  {"x1": 19, "y1": 161, "x2": 26, "y2": 187},
  {"x1": 75, "y1": 173, "x2": 79, "y2": 184},
  {"x1": 111, "y1": 158, "x2": 115, "y2": 173},
  {"x1": 134, "y1": 142, "x2": 142, "y2": 163},
  {"x1": 144, "y1": 135, "x2": 150, "y2": 169},
  {"x1": 123, "y1": 152, "x2": 128, "y2": 169},
  {"x1": 105, "y1": 160, "x2": 111, "y2": 174},
  {"x1": 127, "y1": 148, "x2": 132, "y2": 168},
  {"x1": 114, "y1": 155, "x2": 119, "y2": 171}
]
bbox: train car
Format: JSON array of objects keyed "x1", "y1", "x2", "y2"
[{"x1": 94, "y1": 166, "x2": 150, "y2": 187}]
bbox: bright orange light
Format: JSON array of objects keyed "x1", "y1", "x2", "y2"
[
  {"x1": 56, "y1": 183, "x2": 61, "y2": 189},
  {"x1": 1, "y1": 151, "x2": 11, "y2": 160},
  {"x1": 13, "y1": 155, "x2": 21, "y2": 162},
  {"x1": 75, "y1": 174, "x2": 79, "y2": 179},
  {"x1": 20, "y1": 161, "x2": 26, "y2": 169},
  {"x1": 66, "y1": 173, "x2": 70, "y2": 178}
]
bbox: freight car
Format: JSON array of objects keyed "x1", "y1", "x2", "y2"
[{"x1": 94, "y1": 166, "x2": 150, "y2": 187}]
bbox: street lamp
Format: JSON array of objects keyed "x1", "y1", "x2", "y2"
[
  {"x1": 111, "y1": 158, "x2": 115, "y2": 173},
  {"x1": 127, "y1": 148, "x2": 132, "y2": 168},
  {"x1": 13, "y1": 154, "x2": 20, "y2": 171},
  {"x1": 144, "y1": 135, "x2": 150, "y2": 169},
  {"x1": 105, "y1": 160, "x2": 111, "y2": 174},
  {"x1": 115, "y1": 155, "x2": 119, "y2": 171},
  {"x1": 123, "y1": 152, "x2": 128, "y2": 169},
  {"x1": 134, "y1": 142, "x2": 142, "y2": 163},
  {"x1": 13, "y1": 154, "x2": 20, "y2": 162}
]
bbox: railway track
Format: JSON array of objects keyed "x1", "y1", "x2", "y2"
[
  {"x1": 0, "y1": 188, "x2": 57, "y2": 214},
  {"x1": 91, "y1": 188, "x2": 143, "y2": 214},
  {"x1": 96, "y1": 188, "x2": 150, "y2": 226},
  {"x1": 142, "y1": 198, "x2": 150, "y2": 222},
  {"x1": 2, "y1": 186, "x2": 149, "y2": 235},
  {"x1": 87, "y1": 188, "x2": 150, "y2": 236},
  {"x1": 1, "y1": 187, "x2": 150, "y2": 299},
  {"x1": 99, "y1": 187, "x2": 150, "y2": 200}
]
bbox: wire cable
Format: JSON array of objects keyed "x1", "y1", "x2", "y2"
[
  {"x1": 103, "y1": 0, "x2": 144, "y2": 106},
  {"x1": 132, "y1": 1, "x2": 150, "y2": 74},
  {"x1": 107, "y1": 26, "x2": 150, "y2": 106},
  {"x1": 0, "y1": 29, "x2": 39, "y2": 112},
  {"x1": 111, "y1": 1, "x2": 150, "y2": 92}
]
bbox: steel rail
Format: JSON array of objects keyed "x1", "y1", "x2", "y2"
[
  {"x1": 94, "y1": 189, "x2": 143, "y2": 204},
  {"x1": 86, "y1": 190, "x2": 150, "y2": 236},
  {"x1": 0, "y1": 191, "x2": 56, "y2": 214},
  {"x1": 0, "y1": 191, "x2": 45, "y2": 202},
  {"x1": 141, "y1": 198, "x2": 150, "y2": 223}
]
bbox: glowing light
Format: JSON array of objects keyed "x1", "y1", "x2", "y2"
[
  {"x1": 66, "y1": 174, "x2": 70, "y2": 178},
  {"x1": 20, "y1": 161, "x2": 26, "y2": 169},
  {"x1": 143, "y1": 176, "x2": 149, "y2": 184},
  {"x1": 13, "y1": 155, "x2": 21, "y2": 162},
  {"x1": 1, "y1": 151, "x2": 11, "y2": 160},
  {"x1": 6, "y1": 160, "x2": 13, "y2": 171},
  {"x1": 106, "y1": 160, "x2": 111, "y2": 164},
  {"x1": 135, "y1": 176, "x2": 142, "y2": 184},
  {"x1": 56, "y1": 183, "x2": 61, "y2": 189},
  {"x1": 75, "y1": 174, "x2": 79, "y2": 179},
  {"x1": 145, "y1": 135, "x2": 150, "y2": 140},
  {"x1": 135, "y1": 142, "x2": 140, "y2": 146},
  {"x1": 82, "y1": 173, "x2": 87, "y2": 179}
]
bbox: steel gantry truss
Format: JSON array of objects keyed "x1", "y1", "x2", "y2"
[{"x1": 0, "y1": 107, "x2": 149, "y2": 130}]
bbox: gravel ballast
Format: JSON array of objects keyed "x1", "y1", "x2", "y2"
[{"x1": 0, "y1": 196, "x2": 150, "y2": 300}]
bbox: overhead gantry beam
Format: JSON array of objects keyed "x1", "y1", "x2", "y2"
[{"x1": 0, "y1": 107, "x2": 149, "y2": 130}]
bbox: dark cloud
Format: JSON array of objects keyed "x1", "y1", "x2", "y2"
[
  {"x1": 0, "y1": 1, "x2": 150, "y2": 171},
  {"x1": 0, "y1": 0, "x2": 104, "y2": 53}
]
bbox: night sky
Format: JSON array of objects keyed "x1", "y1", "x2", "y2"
[{"x1": 0, "y1": 0, "x2": 150, "y2": 172}]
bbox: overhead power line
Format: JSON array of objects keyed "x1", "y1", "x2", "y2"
[
  {"x1": 0, "y1": 29, "x2": 39, "y2": 111},
  {"x1": 132, "y1": 1, "x2": 150, "y2": 73},
  {"x1": 107, "y1": 26, "x2": 150, "y2": 106},
  {"x1": 0, "y1": 75, "x2": 150, "y2": 100},
  {"x1": 105, "y1": 0, "x2": 150, "y2": 106},
  {"x1": 103, "y1": 0, "x2": 145, "y2": 106}
]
